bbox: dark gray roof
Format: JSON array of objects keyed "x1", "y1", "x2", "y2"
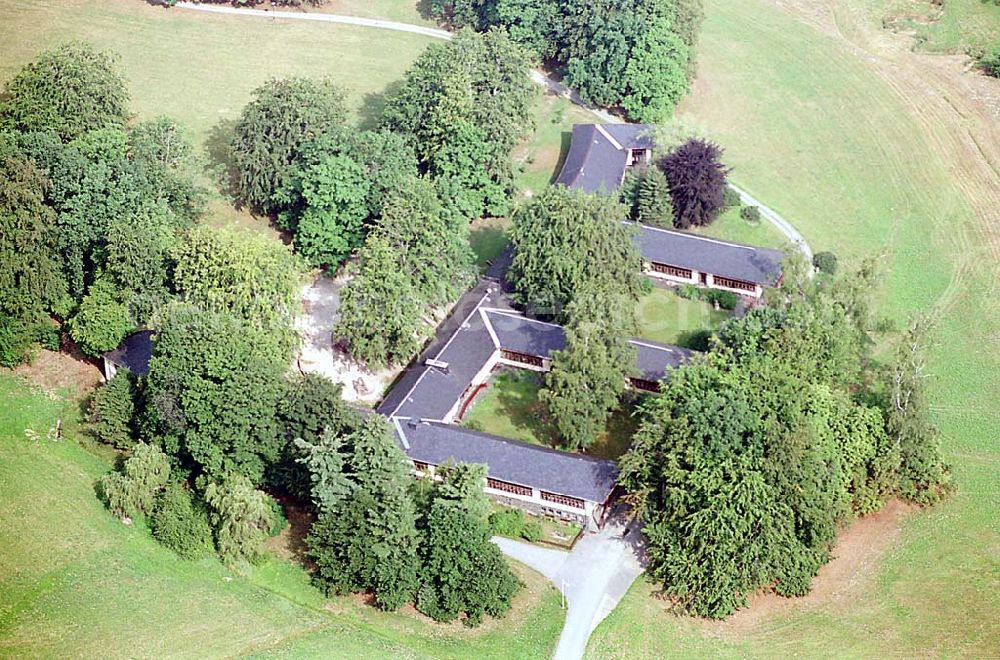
[
  {"x1": 484, "y1": 310, "x2": 566, "y2": 357},
  {"x1": 394, "y1": 419, "x2": 618, "y2": 503},
  {"x1": 633, "y1": 223, "x2": 785, "y2": 286},
  {"x1": 631, "y1": 339, "x2": 693, "y2": 382},
  {"x1": 381, "y1": 290, "x2": 500, "y2": 421},
  {"x1": 103, "y1": 330, "x2": 154, "y2": 376},
  {"x1": 555, "y1": 124, "x2": 656, "y2": 194}
]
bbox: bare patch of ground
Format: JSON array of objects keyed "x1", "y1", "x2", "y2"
[
  {"x1": 264, "y1": 499, "x2": 315, "y2": 564},
  {"x1": 13, "y1": 348, "x2": 103, "y2": 402},
  {"x1": 702, "y1": 499, "x2": 915, "y2": 636}
]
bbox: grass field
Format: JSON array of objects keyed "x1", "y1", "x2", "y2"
[
  {"x1": 588, "y1": 0, "x2": 1000, "y2": 655},
  {"x1": 876, "y1": 0, "x2": 1000, "y2": 53},
  {"x1": 0, "y1": 372, "x2": 563, "y2": 658},
  {"x1": 461, "y1": 370, "x2": 639, "y2": 460},
  {"x1": 635, "y1": 287, "x2": 731, "y2": 348}
]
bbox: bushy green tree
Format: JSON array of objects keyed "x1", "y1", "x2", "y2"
[
  {"x1": 273, "y1": 372, "x2": 360, "y2": 495},
  {"x1": 813, "y1": 251, "x2": 838, "y2": 276},
  {"x1": 142, "y1": 305, "x2": 286, "y2": 482},
  {"x1": 230, "y1": 77, "x2": 347, "y2": 214},
  {"x1": 151, "y1": 483, "x2": 214, "y2": 559},
  {"x1": 635, "y1": 166, "x2": 673, "y2": 226},
  {"x1": 203, "y1": 475, "x2": 276, "y2": 563},
  {"x1": 417, "y1": 499, "x2": 520, "y2": 626},
  {"x1": 0, "y1": 133, "x2": 69, "y2": 365},
  {"x1": 541, "y1": 282, "x2": 637, "y2": 450},
  {"x1": 171, "y1": 226, "x2": 301, "y2": 346},
  {"x1": 372, "y1": 176, "x2": 474, "y2": 305},
  {"x1": 509, "y1": 186, "x2": 643, "y2": 317},
  {"x1": 0, "y1": 42, "x2": 129, "y2": 141},
  {"x1": 884, "y1": 316, "x2": 951, "y2": 505},
  {"x1": 307, "y1": 415, "x2": 420, "y2": 610},
  {"x1": 289, "y1": 154, "x2": 370, "y2": 268},
  {"x1": 334, "y1": 236, "x2": 428, "y2": 368},
  {"x1": 381, "y1": 28, "x2": 536, "y2": 220},
  {"x1": 67, "y1": 277, "x2": 132, "y2": 357},
  {"x1": 88, "y1": 371, "x2": 138, "y2": 449},
  {"x1": 99, "y1": 443, "x2": 171, "y2": 520}
]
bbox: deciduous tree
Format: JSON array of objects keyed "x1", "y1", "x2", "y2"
[
  {"x1": 660, "y1": 138, "x2": 729, "y2": 228},
  {"x1": 203, "y1": 475, "x2": 276, "y2": 563},
  {"x1": 231, "y1": 77, "x2": 347, "y2": 214}
]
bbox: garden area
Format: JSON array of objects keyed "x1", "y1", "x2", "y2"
[
  {"x1": 488, "y1": 504, "x2": 582, "y2": 550},
  {"x1": 635, "y1": 287, "x2": 731, "y2": 348},
  {"x1": 460, "y1": 369, "x2": 641, "y2": 460}
]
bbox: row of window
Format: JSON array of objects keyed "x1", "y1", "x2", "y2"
[
  {"x1": 500, "y1": 349, "x2": 545, "y2": 368},
  {"x1": 712, "y1": 275, "x2": 756, "y2": 292},
  {"x1": 415, "y1": 466, "x2": 587, "y2": 510},
  {"x1": 487, "y1": 477, "x2": 533, "y2": 497},
  {"x1": 650, "y1": 262, "x2": 693, "y2": 279},
  {"x1": 541, "y1": 491, "x2": 585, "y2": 510}
]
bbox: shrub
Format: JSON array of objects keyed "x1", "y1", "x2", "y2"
[
  {"x1": 722, "y1": 186, "x2": 741, "y2": 209},
  {"x1": 979, "y1": 45, "x2": 1000, "y2": 78},
  {"x1": 813, "y1": 251, "x2": 839, "y2": 276},
  {"x1": 676, "y1": 283, "x2": 700, "y2": 300},
  {"x1": 522, "y1": 519, "x2": 543, "y2": 543},
  {"x1": 88, "y1": 371, "x2": 137, "y2": 449},
  {"x1": 151, "y1": 484, "x2": 214, "y2": 559},
  {"x1": 267, "y1": 497, "x2": 289, "y2": 537},
  {"x1": 706, "y1": 289, "x2": 739, "y2": 310},
  {"x1": 488, "y1": 508, "x2": 526, "y2": 538},
  {"x1": 740, "y1": 205, "x2": 761, "y2": 224}
]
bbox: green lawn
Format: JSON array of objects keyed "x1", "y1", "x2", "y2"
[
  {"x1": 697, "y1": 204, "x2": 790, "y2": 250},
  {"x1": 469, "y1": 217, "x2": 512, "y2": 273},
  {"x1": 636, "y1": 287, "x2": 731, "y2": 348},
  {"x1": 0, "y1": 372, "x2": 563, "y2": 658},
  {"x1": 461, "y1": 370, "x2": 640, "y2": 460},
  {"x1": 876, "y1": 0, "x2": 1000, "y2": 53},
  {"x1": 589, "y1": 0, "x2": 1000, "y2": 656}
]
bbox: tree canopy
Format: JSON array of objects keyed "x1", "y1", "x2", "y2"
[
  {"x1": 509, "y1": 185, "x2": 643, "y2": 318},
  {"x1": 428, "y1": 0, "x2": 701, "y2": 123},
  {"x1": 230, "y1": 77, "x2": 347, "y2": 214},
  {"x1": 619, "y1": 259, "x2": 950, "y2": 618},
  {"x1": 381, "y1": 28, "x2": 536, "y2": 220},
  {"x1": 0, "y1": 42, "x2": 129, "y2": 141},
  {"x1": 660, "y1": 138, "x2": 729, "y2": 229},
  {"x1": 141, "y1": 304, "x2": 287, "y2": 483}
]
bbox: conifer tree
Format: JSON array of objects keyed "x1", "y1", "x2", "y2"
[
  {"x1": 307, "y1": 415, "x2": 420, "y2": 611},
  {"x1": 635, "y1": 166, "x2": 673, "y2": 226}
]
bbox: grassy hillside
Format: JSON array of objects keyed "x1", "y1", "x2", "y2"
[
  {"x1": 0, "y1": 372, "x2": 563, "y2": 658},
  {"x1": 876, "y1": 0, "x2": 1000, "y2": 53},
  {"x1": 589, "y1": 0, "x2": 1000, "y2": 655}
]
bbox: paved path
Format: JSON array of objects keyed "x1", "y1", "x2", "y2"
[
  {"x1": 173, "y1": 1, "x2": 811, "y2": 259},
  {"x1": 492, "y1": 516, "x2": 645, "y2": 660}
]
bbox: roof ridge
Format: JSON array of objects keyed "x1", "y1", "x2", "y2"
[{"x1": 632, "y1": 222, "x2": 756, "y2": 252}]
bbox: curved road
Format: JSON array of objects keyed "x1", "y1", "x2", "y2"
[{"x1": 173, "y1": 1, "x2": 812, "y2": 259}]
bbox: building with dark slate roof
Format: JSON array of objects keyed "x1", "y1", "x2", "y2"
[
  {"x1": 378, "y1": 283, "x2": 692, "y2": 531},
  {"x1": 633, "y1": 223, "x2": 786, "y2": 298},
  {"x1": 556, "y1": 123, "x2": 787, "y2": 299},
  {"x1": 102, "y1": 330, "x2": 154, "y2": 382},
  {"x1": 555, "y1": 124, "x2": 656, "y2": 194}
]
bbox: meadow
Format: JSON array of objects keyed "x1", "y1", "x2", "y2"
[
  {"x1": 0, "y1": 372, "x2": 563, "y2": 658},
  {"x1": 589, "y1": 0, "x2": 1000, "y2": 655}
]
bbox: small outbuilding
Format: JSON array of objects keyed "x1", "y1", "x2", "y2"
[{"x1": 102, "y1": 330, "x2": 154, "y2": 382}]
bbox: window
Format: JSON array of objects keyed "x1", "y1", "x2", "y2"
[
  {"x1": 487, "y1": 478, "x2": 532, "y2": 497},
  {"x1": 629, "y1": 377, "x2": 661, "y2": 393},
  {"x1": 650, "y1": 262, "x2": 692, "y2": 279},
  {"x1": 412, "y1": 461, "x2": 430, "y2": 472},
  {"x1": 541, "y1": 491, "x2": 585, "y2": 510},
  {"x1": 711, "y1": 275, "x2": 756, "y2": 292},
  {"x1": 500, "y1": 349, "x2": 544, "y2": 369}
]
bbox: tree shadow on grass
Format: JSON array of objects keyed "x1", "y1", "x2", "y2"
[
  {"x1": 493, "y1": 371, "x2": 561, "y2": 448},
  {"x1": 203, "y1": 118, "x2": 243, "y2": 209},
  {"x1": 469, "y1": 224, "x2": 509, "y2": 272},
  {"x1": 357, "y1": 82, "x2": 403, "y2": 132}
]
